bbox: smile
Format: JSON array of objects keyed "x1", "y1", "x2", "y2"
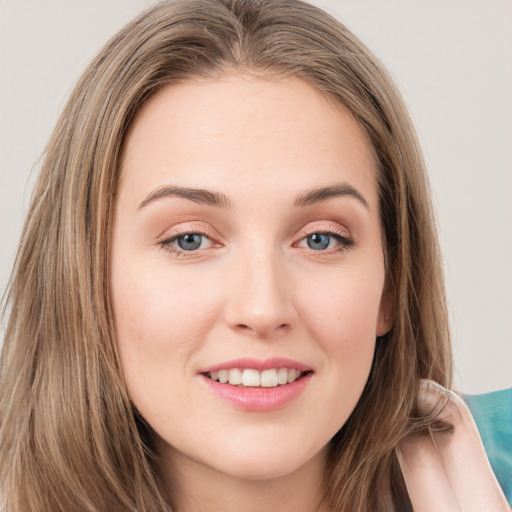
[
  {"x1": 206, "y1": 368, "x2": 304, "y2": 387},
  {"x1": 199, "y1": 358, "x2": 313, "y2": 411}
]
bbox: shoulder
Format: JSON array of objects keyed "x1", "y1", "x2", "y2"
[{"x1": 463, "y1": 387, "x2": 512, "y2": 505}]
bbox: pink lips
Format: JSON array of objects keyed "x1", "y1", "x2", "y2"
[{"x1": 198, "y1": 358, "x2": 312, "y2": 412}]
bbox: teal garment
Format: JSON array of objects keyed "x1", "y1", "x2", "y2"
[{"x1": 463, "y1": 387, "x2": 512, "y2": 506}]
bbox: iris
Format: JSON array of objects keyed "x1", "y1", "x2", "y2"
[
  {"x1": 307, "y1": 233, "x2": 330, "y2": 250},
  {"x1": 177, "y1": 233, "x2": 203, "y2": 250}
]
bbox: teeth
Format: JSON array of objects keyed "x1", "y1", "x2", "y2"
[
  {"x1": 277, "y1": 368, "x2": 288, "y2": 385},
  {"x1": 228, "y1": 368, "x2": 242, "y2": 385},
  {"x1": 242, "y1": 369, "x2": 260, "y2": 387},
  {"x1": 208, "y1": 367, "x2": 304, "y2": 387},
  {"x1": 261, "y1": 369, "x2": 278, "y2": 387},
  {"x1": 287, "y1": 369, "x2": 298, "y2": 383}
]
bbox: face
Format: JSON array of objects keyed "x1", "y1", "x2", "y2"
[{"x1": 111, "y1": 75, "x2": 389, "y2": 484}]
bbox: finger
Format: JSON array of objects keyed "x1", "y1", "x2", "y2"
[
  {"x1": 397, "y1": 430, "x2": 461, "y2": 512},
  {"x1": 403, "y1": 380, "x2": 510, "y2": 511}
]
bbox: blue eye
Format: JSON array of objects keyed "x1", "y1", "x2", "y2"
[
  {"x1": 176, "y1": 233, "x2": 203, "y2": 251},
  {"x1": 298, "y1": 231, "x2": 354, "y2": 252},
  {"x1": 159, "y1": 230, "x2": 215, "y2": 256},
  {"x1": 306, "y1": 233, "x2": 331, "y2": 250}
]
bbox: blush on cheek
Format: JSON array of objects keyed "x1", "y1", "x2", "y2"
[
  {"x1": 114, "y1": 272, "x2": 221, "y2": 363},
  {"x1": 303, "y1": 283, "x2": 382, "y2": 343}
]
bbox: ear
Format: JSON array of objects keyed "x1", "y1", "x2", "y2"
[{"x1": 376, "y1": 283, "x2": 393, "y2": 337}]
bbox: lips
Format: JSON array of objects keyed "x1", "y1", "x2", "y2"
[{"x1": 199, "y1": 358, "x2": 313, "y2": 411}]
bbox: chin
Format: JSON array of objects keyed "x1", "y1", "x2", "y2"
[
  {"x1": 208, "y1": 451, "x2": 316, "y2": 482},
  {"x1": 201, "y1": 432, "x2": 329, "y2": 482}
]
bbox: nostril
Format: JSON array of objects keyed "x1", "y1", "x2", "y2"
[{"x1": 232, "y1": 322, "x2": 290, "y2": 337}]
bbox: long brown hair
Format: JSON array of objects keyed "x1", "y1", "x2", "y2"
[{"x1": 0, "y1": 1, "x2": 451, "y2": 511}]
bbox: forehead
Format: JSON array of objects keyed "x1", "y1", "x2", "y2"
[{"x1": 120, "y1": 74, "x2": 378, "y2": 208}]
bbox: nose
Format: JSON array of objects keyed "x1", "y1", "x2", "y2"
[{"x1": 223, "y1": 248, "x2": 297, "y2": 339}]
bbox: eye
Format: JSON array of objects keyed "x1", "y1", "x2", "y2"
[
  {"x1": 296, "y1": 231, "x2": 354, "y2": 252},
  {"x1": 175, "y1": 233, "x2": 204, "y2": 251},
  {"x1": 160, "y1": 232, "x2": 214, "y2": 255},
  {"x1": 306, "y1": 233, "x2": 331, "y2": 250}
]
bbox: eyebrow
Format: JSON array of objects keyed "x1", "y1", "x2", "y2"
[
  {"x1": 138, "y1": 181, "x2": 369, "y2": 211},
  {"x1": 293, "y1": 183, "x2": 369, "y2": 209},
  {"x1": 138, "y1": 185, "x2": 233, "y2": 209}
]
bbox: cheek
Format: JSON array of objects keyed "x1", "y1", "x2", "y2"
[
  {"x1": 297, "y1": 266, "x2": 383, "y2": 383},
  {"x1": 301, "y1": 268, "x2": 383, "y2": 342},
  {"x1": 113, "y1": 259, "x2": 214, "y2": 342},
  {"x1": 110, "y1": 261, "x2": 220, "y2": 401}
]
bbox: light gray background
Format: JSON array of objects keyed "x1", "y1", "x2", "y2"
[{"x1": 1, "y1": 0, "x2": 511, "y2": 394}]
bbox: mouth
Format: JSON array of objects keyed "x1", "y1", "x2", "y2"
[
  {"x1": 199, "y1": 359, "x2": 313, "y2": 411},
  {"x1": 204, "y1": 367, "x2": 310, "y2": 388}
]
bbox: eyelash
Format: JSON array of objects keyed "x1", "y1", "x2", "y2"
[
  {"x1": 296, "y1": 228, "x2": 355, "y2": 253},
  {"x1": 159, "y1": 230, "x2": 215, "y2": 257},
  {"x1": 158, "y1": 228, "x2": 354, "y2": 258}
]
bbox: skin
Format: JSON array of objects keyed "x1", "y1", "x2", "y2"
[
  {"x1": 111, "y1": 74, "x2": 390, "y2": 512},
  {"x1": 398, "y1": 381, "x2": 510, "y2": 512}
]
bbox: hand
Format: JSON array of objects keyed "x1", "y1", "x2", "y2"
[{"x1": 397, "y1": 379, "x2": 510, "y2": 511}]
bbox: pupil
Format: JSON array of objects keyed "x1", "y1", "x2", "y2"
[
  {"x1": 178, "y1": 233, "x2": 202, "y2": 250},
  {"x1": 307, "y1": 233, "x2": 330, "y2": 250}
]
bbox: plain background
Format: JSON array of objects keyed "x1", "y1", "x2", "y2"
[{"x1": 1, "y1": 0, "x2": 511, "y2": 394}]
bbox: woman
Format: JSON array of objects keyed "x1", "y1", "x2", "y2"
[{"x1": 0, "y1": 1, "x2": 509, "y2": 511}]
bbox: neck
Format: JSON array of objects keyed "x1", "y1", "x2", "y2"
[{"x1": 157, "y1": 445, "x2": 330, "y2": 512}]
